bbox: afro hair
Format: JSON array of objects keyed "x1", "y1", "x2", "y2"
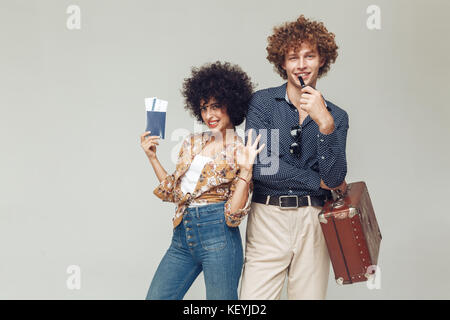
[{"x1": 181, "y1": 61, "x2": 255, "y2": 127}]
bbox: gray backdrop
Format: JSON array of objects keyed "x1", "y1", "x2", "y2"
[{"x1": 1, "y1": 0, "x2": 449, "y2": 299}]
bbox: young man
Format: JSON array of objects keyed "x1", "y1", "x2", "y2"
[{"x1": 240, "y1": 15, "x2": 349, "y2": 300}]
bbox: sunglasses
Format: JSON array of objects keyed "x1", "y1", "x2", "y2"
[{"x1": 289, "y1": 125, "x2": 302, "y2": 156}]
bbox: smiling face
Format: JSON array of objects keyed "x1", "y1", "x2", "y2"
[
  {"x1": 282, "y1": 41, "x2": 325, "y2": 89},
  {"x1": 200, "y1": 97, "x2": 234, "y2": 134}
]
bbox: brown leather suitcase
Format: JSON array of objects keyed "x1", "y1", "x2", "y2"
[{"x1": 318, "y1": 181, "x2": 382, "y2": 285}]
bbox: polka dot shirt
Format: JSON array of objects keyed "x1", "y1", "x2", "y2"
[{"x1": 244, "y1": 82, "x2": 349, "y2": 198}]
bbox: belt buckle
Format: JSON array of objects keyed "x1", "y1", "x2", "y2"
[{"x1": 279, "y1": 195, "x2": 298, "y2": 209}]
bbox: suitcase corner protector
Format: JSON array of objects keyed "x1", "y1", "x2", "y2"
[
  {"x1": 336, "y1": 277, "x2": 344, "y2": 285},
  {"x1": 349, "y1": 206, "x2": 359, "y2": 218},
  {"x1": 318, "y1": 212, "x2": 328, "y2": 224}
]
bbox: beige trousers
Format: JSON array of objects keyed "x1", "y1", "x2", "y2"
[{"x1": 239, "y1": 202, "x2": 330, "y2": 300}]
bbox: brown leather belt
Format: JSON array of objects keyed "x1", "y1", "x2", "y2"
[{"x1": 252, "y1": 193, "x2": 328, "y2": 209}]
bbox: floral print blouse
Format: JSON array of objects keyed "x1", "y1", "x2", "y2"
[{"x1": 153, "y1": 131, "x2": 253, "y2": 228}]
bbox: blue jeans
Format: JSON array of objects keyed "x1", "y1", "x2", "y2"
[{"x1": 146, "y1": 201, "x2": 243, "y2": 300}]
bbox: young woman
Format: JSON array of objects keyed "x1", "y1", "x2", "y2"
[{"x1": 140, "y1": 61, "x2": 265, "y2": 300}]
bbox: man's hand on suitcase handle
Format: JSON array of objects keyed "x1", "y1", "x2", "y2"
[
  {"x1": 320, "y1": 179, "x2": 347, "y2": 194},
  {"x1": 321, "y1": 180, "x2": 349, "y2": 217}
]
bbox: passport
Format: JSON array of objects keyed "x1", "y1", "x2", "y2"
[{"x1": 145, "y1": 97, "x2": 167, "y2": 139}]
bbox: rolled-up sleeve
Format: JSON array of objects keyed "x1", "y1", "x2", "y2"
[
  {"x1": 153, "y1": 173, "x2": 177, "y2": 202},
  {"x1": 317, "y1": 111, "x2": 349, "y2": 188},
  {"x1": 224, "y1": 174, "x2": 253, "y2": 227}
]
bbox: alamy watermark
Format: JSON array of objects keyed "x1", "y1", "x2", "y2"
[
  {"x1": 66, "y1": 265, "x2": 81, "y2": 290},
  {"x1": 165, "y1": 125, "x2": 279, "y2": 176},
  {"x1": 366, "y1": 265, "x2": 382, "y2": 290},
  {"x1": 66, "y1": 5, "x2": 81, "y2": 30},
  {"x1": 366, "y1": 5, "x2": 381, "y2": 30}
]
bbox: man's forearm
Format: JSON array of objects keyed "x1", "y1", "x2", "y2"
[
  {"x1": 318, "y1": 112, "x2": 335, "y2": 135},
  {"x1": 317, "y1": 114, "x2": 348, "y2": 188}
]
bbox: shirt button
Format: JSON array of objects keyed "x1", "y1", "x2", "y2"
[
  {"x1": 321, "y1": 156, "x2": 325, "y2": 160},
  {"x1": 320, "y1": 139, "x2": 324, "y2": 142},
  {"x1": 288, "y1": 190, "x2": 293, "y2": 194}
]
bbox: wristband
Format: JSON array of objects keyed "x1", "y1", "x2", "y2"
[{"x1": 237, "y1": 175, "x2": 250, "y2": 186}]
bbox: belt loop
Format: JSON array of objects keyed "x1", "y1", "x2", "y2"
[
  {"x1": 265, "y1": 195, "x2": 270, "y2": 205},
  {"x1": 307, "y1": 195, "x2": 311, "y2": 207}
]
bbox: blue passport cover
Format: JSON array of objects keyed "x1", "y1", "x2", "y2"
[{"x1": 146, "y1": 111, "x2": 166, "y2": 139}]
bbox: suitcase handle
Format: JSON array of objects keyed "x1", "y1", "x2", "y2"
[{"x1": 331, "y1": 184, "x2": 352, "y2": 209}]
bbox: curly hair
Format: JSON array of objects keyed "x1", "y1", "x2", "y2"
[
  {"x1": 181, "y1": 61, "x2": 254, "y2": 127},
  {"x1": 266, "y1": 15, "x2": 338, "y2": 79}
]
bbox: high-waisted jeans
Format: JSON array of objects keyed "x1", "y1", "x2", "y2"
[{"x1": 146, "y1": 201, "x2": 243, "y2": 300}]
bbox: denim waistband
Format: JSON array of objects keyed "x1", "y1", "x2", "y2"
[{"x1": 185, "y1": 201, "x2": 226, "y2": 215}]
